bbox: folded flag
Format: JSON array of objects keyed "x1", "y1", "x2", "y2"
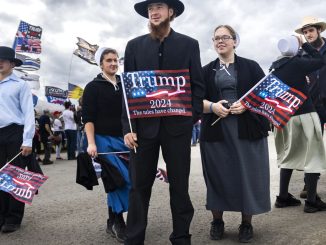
[
  {"x1": 13, "y1": 20, "x2": 42, "y2": 54},
  {"x1": 15, "y1": 53, "x2": 41, "y2": 71},
  {"x1": 0, "y1": 164, "x2": 48, "y2": 205},
  {"x1": 68, "y1": 83, "x2": 84, "y2": 99},
  {"x1": 241, "y1": 73, "x2": 307, "y2": 128}
]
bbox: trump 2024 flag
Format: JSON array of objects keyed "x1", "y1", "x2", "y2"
[
  {"x1": 0, "y1": 164, "x2": 48, "y2": 205},
  {"x1": 241, "y1": 74, "x2": 307, "y2": 128},
  {"x1": 122, "y1": 69, "x2": 192, "y2": 119}
]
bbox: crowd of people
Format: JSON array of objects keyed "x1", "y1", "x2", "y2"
[
  {"x1": 1, "y1": 0, "x2": 326, "y2": 244},
  {"x1": 32, "y1": 100, "x2": 83, "y2": 164}
]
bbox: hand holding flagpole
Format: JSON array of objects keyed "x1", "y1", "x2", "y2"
[
  {"x1": 211, "y1": 70, "x2": 274, "y2": 126},
  {"x1": 119, "y1": 71, "x2": 137, "y2": 153}
]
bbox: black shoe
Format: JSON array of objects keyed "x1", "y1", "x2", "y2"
[
  {"x1": 2, "y1": 224, "x2": 21, "y2": 233},
  {"x1": 238, "y1": 222, "x2": 253, "y2": 243},
  {"x1": 113, "y1": 215, "x2": 126, "y2": 243},
  {"x1": 275, "y1": 193, "x2": 301, "y2": 208},
  {"x1": 106, "y1": 218, "x2": 115, "y2": 237},
  {"x1": 43, "y1": 160, "x2": 54, "y2": 165},
  {"x1": 304, "y1": 196, "x2": 326, "y2": 213},
  {"x1": 300, "y1": 185, "x2": 307, "y2": 198},
  {"x1": 210, "y1": 219, "x2": 224, "y2": 240}
]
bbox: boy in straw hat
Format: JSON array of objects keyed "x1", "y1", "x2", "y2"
[
  {"x1": 295, "y1": 16, "x2": 326, "y2": 198},
  {"x1": 0, "y1": 46, "x2": 35, "y2": 232},
  {"x1": 122, "y1": 0, "x2": 205, "y2": 244}
]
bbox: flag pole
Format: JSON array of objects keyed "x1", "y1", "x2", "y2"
[
  {"x1": 119, "y1": 70, "x2": 137, "y2": 153},
  {"x1": 97, "y1": 151, "x2": 130, "y2": 155},
  {"x1": 0, "y1": 151, "x2": 22, "y2": 172},
  {"x1": 211, "y1": 69, "x2": 274, "y2": 126}
]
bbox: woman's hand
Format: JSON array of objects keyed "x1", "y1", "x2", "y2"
[
  {"x1": 212, "y1": 100, "x2": 231, "y2": 118},
  {"x1": 87, "y1": 143, "x2": 97, "y2": 158},
  {"x1": 230, "y1": 101, "x2": 246, "y2": 114},
  {"x1": 124, "y1": 133, "x2": 138, "y2": 149}
]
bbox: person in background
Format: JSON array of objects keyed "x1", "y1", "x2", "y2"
[
  {"x1": 0, "y1": 46, "x2": 35, "y2": 232},
  {"x1": 294, "y1": 16, "x2": 326, "y2": 199},
  {"x1": 272, "y1": 35, "x2": 326, "y2": 213},
  {"x1": 53, "y1": 111, "x2": 63, "y2": 160},
  {"x1": 62, "y1": 101, "x2": 77, "y2": 160},
  {"x1": 39, "y1": 109, "x2": 54, "y2": 165},
  {"x1": 33, "y1": 109, "x2": 42, "y2": 162},
  {"x1": 75, "y1": 97, "x2": 84, "y2": 155},
  {"x1": 191, "y1": 119, "x2": 201, "y2": 146},
  {"x1": 200, "y1": 25, "x2": 270, "y2": 243}
]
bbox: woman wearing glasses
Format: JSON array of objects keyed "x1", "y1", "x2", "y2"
[{"x1": 200, "y1": 25, "x2": 271, "y2": 243}]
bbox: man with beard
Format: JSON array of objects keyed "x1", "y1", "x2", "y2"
[
  {"x1": 295, "y1": 16, "x2": 326, "y2": 198},
  {"x1": 122, "y1": 1, "x2": 205, "y2": 244}
]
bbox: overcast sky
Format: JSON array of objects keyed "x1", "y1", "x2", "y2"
[{"x1": 0, "y1": 0, "x2": 325, "y2": 92}]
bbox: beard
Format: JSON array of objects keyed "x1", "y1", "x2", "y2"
[
  {"x1": 310, "y1": 33, "x2": 324, "y2": 49},
  {"x1": 149, "y1": 17, "x2": 171, "y2": 40}
]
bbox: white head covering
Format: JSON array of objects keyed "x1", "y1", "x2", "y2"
[
  {"x1": 277, "y1": 36, "x2": 299, "y2": 56},
  {"x1": 94, "y1": 47, "x2": 109, "y2": 67}
]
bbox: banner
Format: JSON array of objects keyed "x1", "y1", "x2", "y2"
[
  {"x1": 73, "y1": 37, "x2": 98, "y2": 65},
  {"x1": 68, "y1": 83, "x2": 84, "y2": 99},
  {"x1": 122, "y1": 69, "x2": 192, "y2": 119},
  {"x1": 45, "y1": 86, "x2": 68, "y2": 105},
  {"x1": 45, "y1": 86, "x2": 68, "y2": 98},
  {"x1": 15, "y1": 53, "x2": 41, "y2": 71},
  {"x1": 13, "y1": 20, "x2": 42, "y2": 54},
  {"x1": 241, "y1": 74, "x2": 307, "y2": 128},
  {"x1": 46, "y1": 96, "x2": 66, "y2": 105},
  {"x1": 0, "y1": 164, "x2": 48, "y2": 205}
]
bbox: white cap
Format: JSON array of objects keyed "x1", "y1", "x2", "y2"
[
  {"x1": 94, "y1": 47, "x2": 109, "y2": 67},
  {"x1": 277, "y1": 36, "x2": 299, "y2": 56}
]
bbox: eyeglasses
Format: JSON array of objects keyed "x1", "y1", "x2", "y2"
[{"x1": 212, "y1": 35, "x2": 233, "y2": 42}]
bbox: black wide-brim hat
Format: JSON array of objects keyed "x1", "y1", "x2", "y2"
[
  {"x1": 0, "y1": 46, "x2": 23, "y2": 67},
  {"x1": 134, "y1": 0, "x2": 184, "y2": 18}
]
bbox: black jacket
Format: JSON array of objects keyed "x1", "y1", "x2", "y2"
[
  {"x1": 76, "y1": 153, "x2": 126, "y2": 193},
  {"x1": 122, "y1": 29, "x2": 205, "y2": 138},
  {"x1": 82, "y1": 74, "x2": 123, "y2": 136},
  {"x1": 200, "y1": 55, "x2": 270, "y2": 142},
  {"x1": 270, "y1": 43, "x2": 326, "y2": 116},
  {"x1": 305, "y1": 38, "x2": 326, "y2": 106}
]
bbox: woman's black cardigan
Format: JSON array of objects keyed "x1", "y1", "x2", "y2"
[{"x1": 200, "y1": 55, "x2": 270, "y2": 142}]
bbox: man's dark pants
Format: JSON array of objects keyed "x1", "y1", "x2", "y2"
[
  {"x1": 65, "y1": 130, "x2": 77, "y2": 160},
  {"x1": 0, "y1": 124, "x2": 28, "y2": 225},
  {"x1": 125, "y1": 126, "x2": 194, "y2": 245}
]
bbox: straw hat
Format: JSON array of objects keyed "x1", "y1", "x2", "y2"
[{"x1": 295, "y1": 16, "x2": 326, "y2": 34}]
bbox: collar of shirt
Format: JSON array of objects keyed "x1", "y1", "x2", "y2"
[{"x1": 0, "y1": 72, "x2": 20, "y2": 84}]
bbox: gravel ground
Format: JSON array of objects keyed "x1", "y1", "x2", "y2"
[{"x1": 1, "y1": 136, "x2": 326, "y2": 245}]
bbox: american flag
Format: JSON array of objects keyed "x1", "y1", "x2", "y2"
[
  {"x1": 156, "y1": 168, "x2": 168, "y2": 183},
  {"x1": 122, "y1": 69, "x2": 192, "y2": 119},
  {"x1": 241, "y1": 74, "x2": 307, "y2": 128},
  {"x1": 0, "y1": 163, "x2": 48, "y2": 205},
  {"x1": 13, "y1": 20, "x2": 42, "y2": 54}
]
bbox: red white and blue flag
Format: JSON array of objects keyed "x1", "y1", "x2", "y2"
[
  {"x1": 15, "y1": 53, "x2": 41, "y2": 71},
  {"x1": 241, "y1": 74, "x2": 307, "y2": 128},
  {"x1": 13, "y1": 20, "x2": 42, "y2": 54},
  {"x1": 0, "y1": 164, "x2": 48, "y2": 205},
  {"x1": 122, "y1": 69, "x2": 192, "y2": 118}
]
